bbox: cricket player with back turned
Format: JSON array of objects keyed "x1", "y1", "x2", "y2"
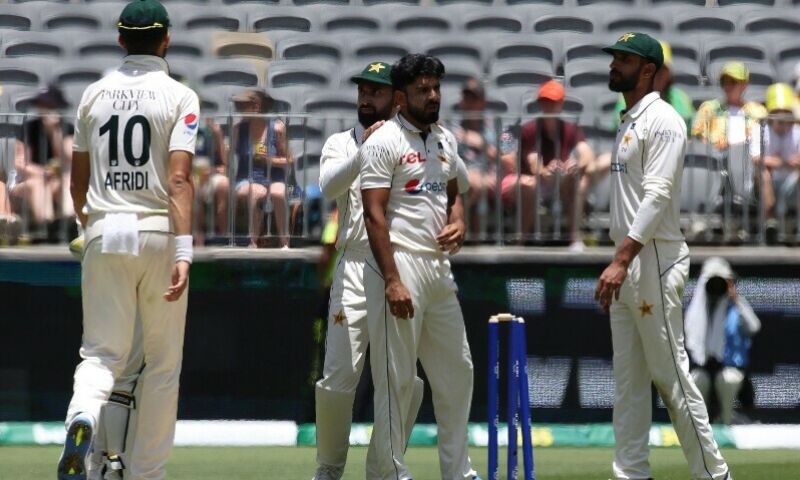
[
  {"x1": 595, "y1": 32, "x2": 732, "y2": 480},
  {"x1": 57, "y1": 1, "x2": 199, "y2": 478}
]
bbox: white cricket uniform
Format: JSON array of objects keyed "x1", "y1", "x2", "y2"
[
  {"x1": 609, "y1": 92, "x2": 728, "y2": 480},
  {"x1": 360, "y1": 114, "x2": 476, "y2": 480},
  {"x1": 315, "y1": 123, "x2": 470, "y2": 475},
  {"x1": 67, "y1": 55, "x2": 199, "y2": 480}
]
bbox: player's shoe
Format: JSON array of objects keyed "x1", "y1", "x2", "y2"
[
  {"x1": 57, "y1": 415, "x2": 95, "y2": 480},
  {"x1": 312, "y1": 464, "x2": 344, "y2": 480}
]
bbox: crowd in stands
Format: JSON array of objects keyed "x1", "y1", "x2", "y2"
[{"x1": 2, "y1": 40, "x2": 800, "y2": 248}]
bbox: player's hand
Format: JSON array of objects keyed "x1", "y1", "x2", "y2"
[
  {"x1": 164, "y1": 261, "x2": 190, "y2": 302},
  {"x1": 436, "y1": 220, "x2": 465, "y2": 254},
  {"x1": 386, "y1": 279, "x2": 414, "y2": 319},
  {"x1": 362, "y1": 121, "x2": 386, "y2": 142},
  {"x1": 594, "y1": 260, "x2": 628, "y2": 314}
]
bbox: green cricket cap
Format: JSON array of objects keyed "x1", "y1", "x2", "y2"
[
  {"x1": 350, "y1": 62, "x2": 392, "y2": 87},
  {"x1": 603, "y1": 32, "x2": 664, "y2": 69},
  {"x1": 118, "y1": 0, "x2": 170, "y2": 30}
]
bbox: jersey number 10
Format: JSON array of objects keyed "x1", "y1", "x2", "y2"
[{"x1": 99, "y1": 115, "x2": 152, "y2": 168}]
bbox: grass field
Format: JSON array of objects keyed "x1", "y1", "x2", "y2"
[{"x1": 5, "y1": 446, "x2": 800, "y2": 479}]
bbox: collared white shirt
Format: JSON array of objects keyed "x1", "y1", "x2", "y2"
[
  {"x1": 360, "y1": 114, "x2": 462, "y2": 254},
  {"x1": 73, "y1": 55, "x2": 199, "y2": 216},
  {"x1": 610, "y1": 91, "x2": 686, "y2": 245},
  {"x1": 320, "y1": 123, "x2": 369, "y2": 251}
]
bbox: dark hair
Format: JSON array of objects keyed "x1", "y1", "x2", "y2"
[
  {"x1": 390, "y1": 54, "x2": 445, "y2": 91},
  {"x1": 119, "y1": 27, "x2": 168, "y2": 56}
]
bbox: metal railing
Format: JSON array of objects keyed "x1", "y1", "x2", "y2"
[{"x1": 1, "y1": 111, "x2": 798, "y2": 247}]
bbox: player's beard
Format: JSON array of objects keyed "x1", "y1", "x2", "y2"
[
  {"x1": 406, "y1": 101, "x2": 440, "y2": 126},
  {"x1": 608, "y1": 67, "x2": 640, "y2": 93},
  {"x1": 358, "y1": 104, "x2": 393, "y2": 128}
]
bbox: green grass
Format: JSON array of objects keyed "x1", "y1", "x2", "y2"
[{"x1": 7, "y1": 446, "x2": 799, "y2": 479}]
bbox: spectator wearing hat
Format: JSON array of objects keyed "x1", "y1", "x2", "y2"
[
  {"x1": 452, "y1": 78, "x2": 498, "y2": 234},
  {"x1": 501, "y1": 79, "x2": 595, "y2": 248},
  {"x1": 231, "y1": 88, "x2": 291, "y2": 248},
  {"x1": 613, "y1": 41, "x2": 695, "y2": 128},
  {"x1": 12, "y1": 84, "x2": 74, "y2": 229},
  {"x1": 685, "y1": 257, "x2": 760, "y2": 425},
  {"x1": 691, "y1": 62, "x2": 767, "y2": 152},
  {"x1": 755, "y1": 83, "x2": 800, "y2": 224}
]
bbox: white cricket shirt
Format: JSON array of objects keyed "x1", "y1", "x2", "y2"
[
  {"x1": 360, "y1": 114, "x2": 461, "y2": 254},
  {"x1": 73, "y1": 55, "x2": 199, "y2": 218},
  {"x1": 610, "y1": 92, "x2": 686, "y2": 246}
]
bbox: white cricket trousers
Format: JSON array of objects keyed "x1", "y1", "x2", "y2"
[
  {"x1": 364, "y1": 248, "x2": 476, "y2": 480},
  {"x1": 610, "y1": 240, "x2": 729, "y2": 480},
  {"x1": 66, "y1": 232, "x2": 187, "y2": 480}
]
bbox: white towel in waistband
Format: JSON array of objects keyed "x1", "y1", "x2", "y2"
[{"x1": 101, "y1": 213, "x2": 139, "y2": 256}]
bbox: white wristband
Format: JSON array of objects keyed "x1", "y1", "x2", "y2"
[{"x1": 175, "y1": 235, "x2": 193, "y2": 264}]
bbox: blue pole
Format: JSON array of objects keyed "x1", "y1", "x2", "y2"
[
  {"x1": 517, "y1": 318, "x2": 535, "y2": 480},
  {"x1": 507, "y1": 318, "x2": 520, "y2": 480},
  {"x1": 488, "y1": 317, "x2": 500, "y2": 480}
]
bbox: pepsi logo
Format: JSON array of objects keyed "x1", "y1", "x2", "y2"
[
  {"x1": 404, "y1": 179, "x2": 422, "y2": 194},
  {"x1": 404, "y1": 179, "x2": 446, "y2": 195},
  {"x1": 184, "y1": 113, "x2": 198, "y2": 130}
]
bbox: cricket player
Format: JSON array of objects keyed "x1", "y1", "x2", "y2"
[
  {"x1": 360, "y1": 54, "x2": 479, "y2": 480},
  {"x1": 314, "y1": 61, "x2": 425, "y2": 480},
  {"x1": 57, "y1": 1, "x2": 198, "y2": 479},
  {"x1": 595, "y1": 33, "x2": 731, "y2": 480}
]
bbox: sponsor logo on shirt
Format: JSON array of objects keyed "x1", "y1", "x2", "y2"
[
  {"x1": 404, "y1": 179, "x2": 447, "y2": 195},
  {"x1": 400, "y1": 151, "x2": 426, "y2": 165},
  {"x1": 610, "y1": 162, "x2": 628, "y2": 174},
  {"x1": 184, "y1": 113, "x2": 198, "y2": 130}
]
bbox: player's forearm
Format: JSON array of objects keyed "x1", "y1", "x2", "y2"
[
  {"x1": 168, "y1": 170, "x2": 194, "y2": 236},
  {"x1": 70, "y1": 152, "x2": 90, "y2": 227},
  {"x1": 447, "y1": 183, "x2": 465, "y2": 226},
  {"x1": 613, "y1": 236, "x2": 644, "y2": 268},
  {"x1": 627, "y1": 176, "x2": 672, "y2": 245},
  {"x1": 363, "y1": 200, "x2": 402, "y2": 285},
  {"x1": 320, "y1": 152, "x2": 360, "y2": 200}
]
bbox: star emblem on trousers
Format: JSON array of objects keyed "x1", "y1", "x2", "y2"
[
  {"x1": 639, "y1": 300, "x2": 654, "y2": 317},
  {"x1": 368, "y1": 63, "x2": 386, "y2": 73},
  {"x1": 333, "y1": 309, "x2": 346, "y2": 326}
]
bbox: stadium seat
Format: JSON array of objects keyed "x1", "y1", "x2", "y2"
[
  {"x1": 776, "y1": 59, "x2": 799, "y2": 85},
  {"x1": 564, "y1": 58, "x2": 611, "y2": 88},
  {"x1": 421, "y1": 35, "x2": 487, "y2": 70},
  {"x1": 267, "y1": 59, "x2": 336, "y2": 89},
  {"x1": 37, "y1": 4, "x2": 113, "y2": 31},
  {"x1": 656, "y1": 33, "x2": 703, "y2": 63},
  {"x1": 0, "y1": 6, "x2": 36, "y2": 31},
  {"x1": 506, "y1": 0, "x2": 564, "y2": 6},
  {"x1": 390, "y1": 10, "x2": 452, "y2": 34},
  {"x1": 603, "y1": 11, "x2": 667, "y2": 34},
  {"x1": 317, "y1": 8, "x2": 383, "y2": 33},
  {"x1": 347, "y1": 36, "x2": 413, "y2": 63},
  {"x1": 703, "y1": 38, "x2": 769, "y2": 67},
  {"x1": 220, "y1": 0, "x2": 280, "y2": 4},
  {"x1": 460, "y1": 9, "x2": 525, "y2": 33},
  {"x1": 0, "y1": 58, "x2": 53, "y2": 86},
  {"x1": 200, "y1": 58, "x2": 268, "y2": 87},
  {"x1": 673, "y1": 10, "x2": 737, "y2": 34},
  {"x1": 578, "y1": 0, "x2": 635, "y2": 6},
  {"x1": 742, "y1": 12, "x2": 800, "y2": 33},
  {"x1": 276, "y1": 34, "x2": 343, "y2": 62},
  {"x1": 439, "y1": 59, "x2": 484, "y2": 87},
  {"x1": 196, "y1": 85, "x2": 251, "y2": 115},
  {"x1": 488, "y1": 58, "x2": 554, "y2": 88},
  {"x1": 648, "y1": 0, "x2": 705, "y2": 7},
  {"x1": 303, "y1": 88, "x2": 358, "y2": 115},
  {"x1": 73, "y1": 34, "x2": 127, "y2": 59},
  {"x1": 177, "y1": 8, "x2": 246, "y2": 32},
  {"x1": 492, "y1": 34, "x2": 561, "y2": 72},
  {"x1": 163, "y1": 32, "x2": 210, "y2": 59},
  {"x1": 211, "y1": 32, "x2": 275, "y2": 60},
  {"x1": 523, "y1": 93, "x2": 585, "y2": 115},
  {"x1": 681, "y1": 142, "x2": 724, "y2": 214},
  {"x1": 707, "y1": 60, "x2": 775, "y2": 87},
  {"x1": 774, "y1": 44, "x2": 800, "y2": 69},
  {"x1": 669, "y1": 58, "x2": 703, "y2": 87},
  {"x1": 50, "y1": 62, "x2": 106, "y2": 88},
  {"x1": 362, "y1": 0, "x2": 421, "y2": 6},
  {"x1": 0, "y1": 85, "x2": 39, "y2": 113},
  {"x1": 2, "y1": 31, "x2": 66, "y2": 58},
  {"x1": 718, "y1": 0, "x2": 774, "y2": 5},
  {"x1": 563, "y1": 37, "x2": 618, "y2": 65},
  {"x1": 248, "y1": 8, "x2": 319, "y2": 33},
  {"x1": 533, "y1": 14, "x2": 595, "y2": 34}
]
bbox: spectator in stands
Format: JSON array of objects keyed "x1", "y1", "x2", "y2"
[
  {"x1": 195, "y1": 116, "x2": 228, "y2": 245},
  {"x1": 691, "y1": 62, "x2": 767, "y2": 152},
  {"x1": 232, "y1": 89, "x2": 291, "y2": 248},
  {"x1": 685, "y1": 257, "x2": 760, "y2": 425},
  {"x1": 754, "y1": 83, "x2": 800, "y2": 224},
  {"x1": 793, "y1": 62, "x2": 800, "y2": 119},
  {"x1": 12, "y1": 85, "x2": 74, "y2": 228},
  {"x1": 500, "y1": 80, "x2": 595, "y2": 248},
  {"x1": 0, "y1": 152, "x2": 20, "y2": 243},
  {"x1": 452, "y1": 78, "x2": 497, "y2": 234},
  {"x1": 613, "y1": 41, "x2": 694, "y2": 128}
]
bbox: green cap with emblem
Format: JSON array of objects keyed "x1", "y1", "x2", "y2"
[
  {"x1": 603, "y1": 32, "x2": 664, "y2": 69},
  {"x1": 118, "y1": 0, "x2": 171, "y2": 30},
  {"x1": 350, "y1": 62, "x2": 392, "y2": 87}
]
